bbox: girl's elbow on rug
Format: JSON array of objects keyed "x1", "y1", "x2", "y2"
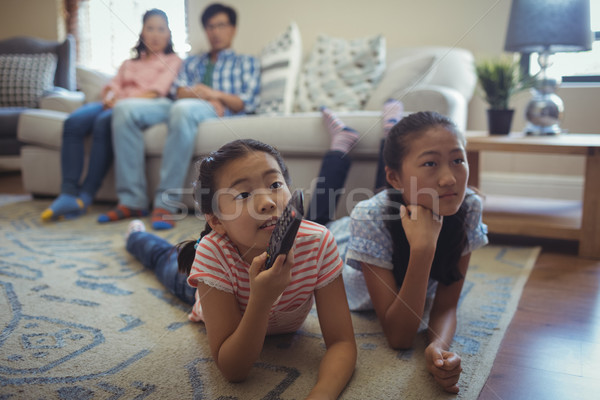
[
  {"x1": 217, "y1": 363, "x2": 252, "y2": 383},
  {"x1": 385, "y1": 331, "x2": 415, "y2": 350}
]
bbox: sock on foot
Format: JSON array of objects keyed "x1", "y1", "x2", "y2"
[
  {"x1": 320, "y1": 106, "x2": 359, "y2": 153},
  {"x1": 79, "y1": 192, "x2": 93, "y2": 209},
  {"x1": 151, "y1": 208, "x2": 176, "y2": 230},
  {"x1": 382, "y1": 99, "x2": 404, "y2": 137},
  {"x1": 97, "y1": 204, "x2": 148, "y2": 223},
  {"x1": 41, "y1": 193, "x2": 85, "y2": 221},
  {"x1": 125, "y1": 219, "x2": 146, "y2": 241}
]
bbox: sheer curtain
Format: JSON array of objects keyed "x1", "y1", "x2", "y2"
[{"x1": 67, "y1": 0, "x2": 189, "y2": 74}]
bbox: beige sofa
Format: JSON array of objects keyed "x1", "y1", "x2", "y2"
[{"x1": 17, "y1": 46, "x2": 476, "y2": 217}]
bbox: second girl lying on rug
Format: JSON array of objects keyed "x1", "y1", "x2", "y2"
[
  {"x1": 126, "y1": 138, "x2": 357, "y2": 399},
  {"x1": 312, "y1": 107, "x2": 488, "y2": 394}
]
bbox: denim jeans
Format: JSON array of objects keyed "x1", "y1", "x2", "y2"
[
  {"x1": 61, "y1": 102, "x2": 113, "y2": 197},
  {"x1": 111, "y1": 98, "x2": 217, "y2": 212},
  {"x1": 126, "y1": 231, "x2": 196, "y2": 305}
]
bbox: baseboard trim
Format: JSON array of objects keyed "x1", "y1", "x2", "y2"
[{"x1": 479, "y1": 172, "x2": 583, "y2": 201}]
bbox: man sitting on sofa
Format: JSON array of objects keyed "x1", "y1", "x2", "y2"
[{"x1": 99, "y1": 2, "x2": 260, "y2": 229}]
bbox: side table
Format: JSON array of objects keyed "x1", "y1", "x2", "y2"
[{"x1": 465, "y1": 131, "x2": 600, "y2": 259}]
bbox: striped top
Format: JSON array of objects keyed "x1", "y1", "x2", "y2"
[
  {"x1": 172, "y1": 49, "x2": 260, "y2": 116},
  {"x1": 187, "y1": 220, "x2": 344, "y2": 335}
]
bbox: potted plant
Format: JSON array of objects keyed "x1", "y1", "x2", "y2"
[{"x1": 475, "y1": 57, "x2": 532, "y2": 135}]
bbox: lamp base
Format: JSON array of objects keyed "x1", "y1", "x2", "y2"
[
  {"x1": 524, "y1": 77, "x2": 564, "y2": 136},
  {"x1": 525, "y1": 122, "x2": 563, "y2": 136}
]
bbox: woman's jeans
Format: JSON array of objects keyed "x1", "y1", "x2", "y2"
[
  {"x1": 61, "y1": 102, "x2": 113, "y2": 197},
  {"x1": 126, "y1": 231, "x2": 196, "y2": 305}
]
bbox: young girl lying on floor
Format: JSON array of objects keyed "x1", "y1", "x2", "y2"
[
  {"x1": 311, "y1": 106, "x2": 488, "y2": 394},
  {"x1": 126, "y1": 138, "x2": 356, "y2": 399}
]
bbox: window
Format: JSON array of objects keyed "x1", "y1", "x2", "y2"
[
  {"x1": 77, "y1": 0, "x2": 189, "y2": 74},
  {"x1": 528, "y1": 0, "x2": 600, "y2": 83}
]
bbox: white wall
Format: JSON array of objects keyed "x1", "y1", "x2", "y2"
[
  {"x1": 187, "y1": 0, "x2": 510, "y2": 56},
  {"x1": 0, "y1": 0, "x2": 65, "y2": 41}
]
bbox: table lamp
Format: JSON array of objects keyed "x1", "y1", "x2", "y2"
[{"x1": 504, "y1": 0, "x2": 592, "y2": 135}]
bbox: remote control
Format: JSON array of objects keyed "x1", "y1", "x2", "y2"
[{"x1": 264, "y1": 189, "x2": 304, "y2": 270}]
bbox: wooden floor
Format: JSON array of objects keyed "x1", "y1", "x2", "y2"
[{"x1": 1, "y1": 171, "x2": 599, "y2": 399}]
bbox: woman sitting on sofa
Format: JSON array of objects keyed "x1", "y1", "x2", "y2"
[{"x1": 41, "y1": 8, "x2": 182, "y2": 222}]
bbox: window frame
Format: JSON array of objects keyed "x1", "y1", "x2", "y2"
[
  {"x1": 561, "y1": 31, "x2": 600, "y2": 83},
  {"x1": 521, "y1": 31, "x2": 600, "y2": 84}
]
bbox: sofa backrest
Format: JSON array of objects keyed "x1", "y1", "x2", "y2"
[
  {"x1": 0, "y1": 35, "x2": 76, "y2": 91},
  {"x1": 385, "y1": 46, "x2": 476, "y2": 102},
  {"x1": 76, "y1": 66, "x2": 112, "y2": 104}
]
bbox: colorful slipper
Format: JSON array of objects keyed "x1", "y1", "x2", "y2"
[
  {"x1": 97, "y1": 204, "x2": 148, "y2": 223},
  {"x1": 151, "y1": 208, "x2": 175, "y2": 230}
]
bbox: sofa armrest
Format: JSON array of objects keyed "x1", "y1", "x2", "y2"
[
  {"x1": 40, "y1": 88, "x2": 85, "y2": 113},
  {"x1": 401, "y1": 84, "x2": 468, "y2": 131}
]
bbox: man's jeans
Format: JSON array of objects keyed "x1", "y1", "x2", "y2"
[{"x1": 111, "y1": 98, "x2": 217, "y2": 212}]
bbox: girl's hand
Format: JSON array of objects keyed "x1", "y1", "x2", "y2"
[
  {"x1": 400, "y1": 204, "x2": 443, "y2": 251},
  {"x1": 248, "y1": 250, "x2": 294, "y2": 307},
  {"x1": 425, "y1": 343, "x2": 462, "y2": 394}
]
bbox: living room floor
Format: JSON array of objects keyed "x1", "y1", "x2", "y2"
[{"x1": 1, "y1": 170, "x2": 599, "y2": 399}]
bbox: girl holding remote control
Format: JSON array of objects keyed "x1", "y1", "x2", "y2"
[
  {"x1": 314, "y1": 104, "x2": 488, "y2": 394},
  {"x1": 125, "y1": 139, "x2": 356, "y2": 399}
]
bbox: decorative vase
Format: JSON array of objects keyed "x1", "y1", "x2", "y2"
[{"x1": 486, "y1": 109, "x2": 514, "y2": 135}]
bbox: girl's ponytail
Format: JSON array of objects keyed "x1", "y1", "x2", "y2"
[{"x1": 177, "y1": 222, "x2": 213, "y2": 275}]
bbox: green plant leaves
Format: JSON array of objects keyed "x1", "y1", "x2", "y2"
[{"x1": 475, "y1": 57, "x2": 534, "y2": 110}]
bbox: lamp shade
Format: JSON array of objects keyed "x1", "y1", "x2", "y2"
[{"x1": 504, "y1": 0, "x2": 593, "y2": 53}]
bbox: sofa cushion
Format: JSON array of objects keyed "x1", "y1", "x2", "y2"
[
  {"x1": 385, "y1": 47, "x2": 476, "y2": 102},
  {"x1": 256, "y1": 22, "x2": 302, "y2": 115},
  {"x1": 76, "y1": 66, "x2": 112, "y2": 103},
  {"x1": 142, "y1": 112, "x2": 385, "y2": 161},
  {"x1": 294, "y1": 34, "x2": 386, "y2": 112},
  {"x1": 364, "y1": 54, "x2": 436, "y2": 110},
  {"x1": 0, "y1": 53, "x2": 57, "y2": 108}
]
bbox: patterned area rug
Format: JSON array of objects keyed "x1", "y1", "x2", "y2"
[{"x1": 0, "y1": 200, "x2": 540, "y2": 399}]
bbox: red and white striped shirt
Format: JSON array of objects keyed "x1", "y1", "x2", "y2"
[{"x1": 187, "y1": 220, "x2": 343, "y2": 334}]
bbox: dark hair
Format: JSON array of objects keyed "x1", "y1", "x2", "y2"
[
  {"x1": 201, "y1": 3, "x2": 237, "y2": 27},
  {"x1": 177, "y1": 139, "x2": 291, "y2": 275},
  {"x1": 383, "y1": 111, "x2": 468, "y2": 286},
  {"x1": 132, "y1": 9, "x2": 175, "y2": 59}
]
